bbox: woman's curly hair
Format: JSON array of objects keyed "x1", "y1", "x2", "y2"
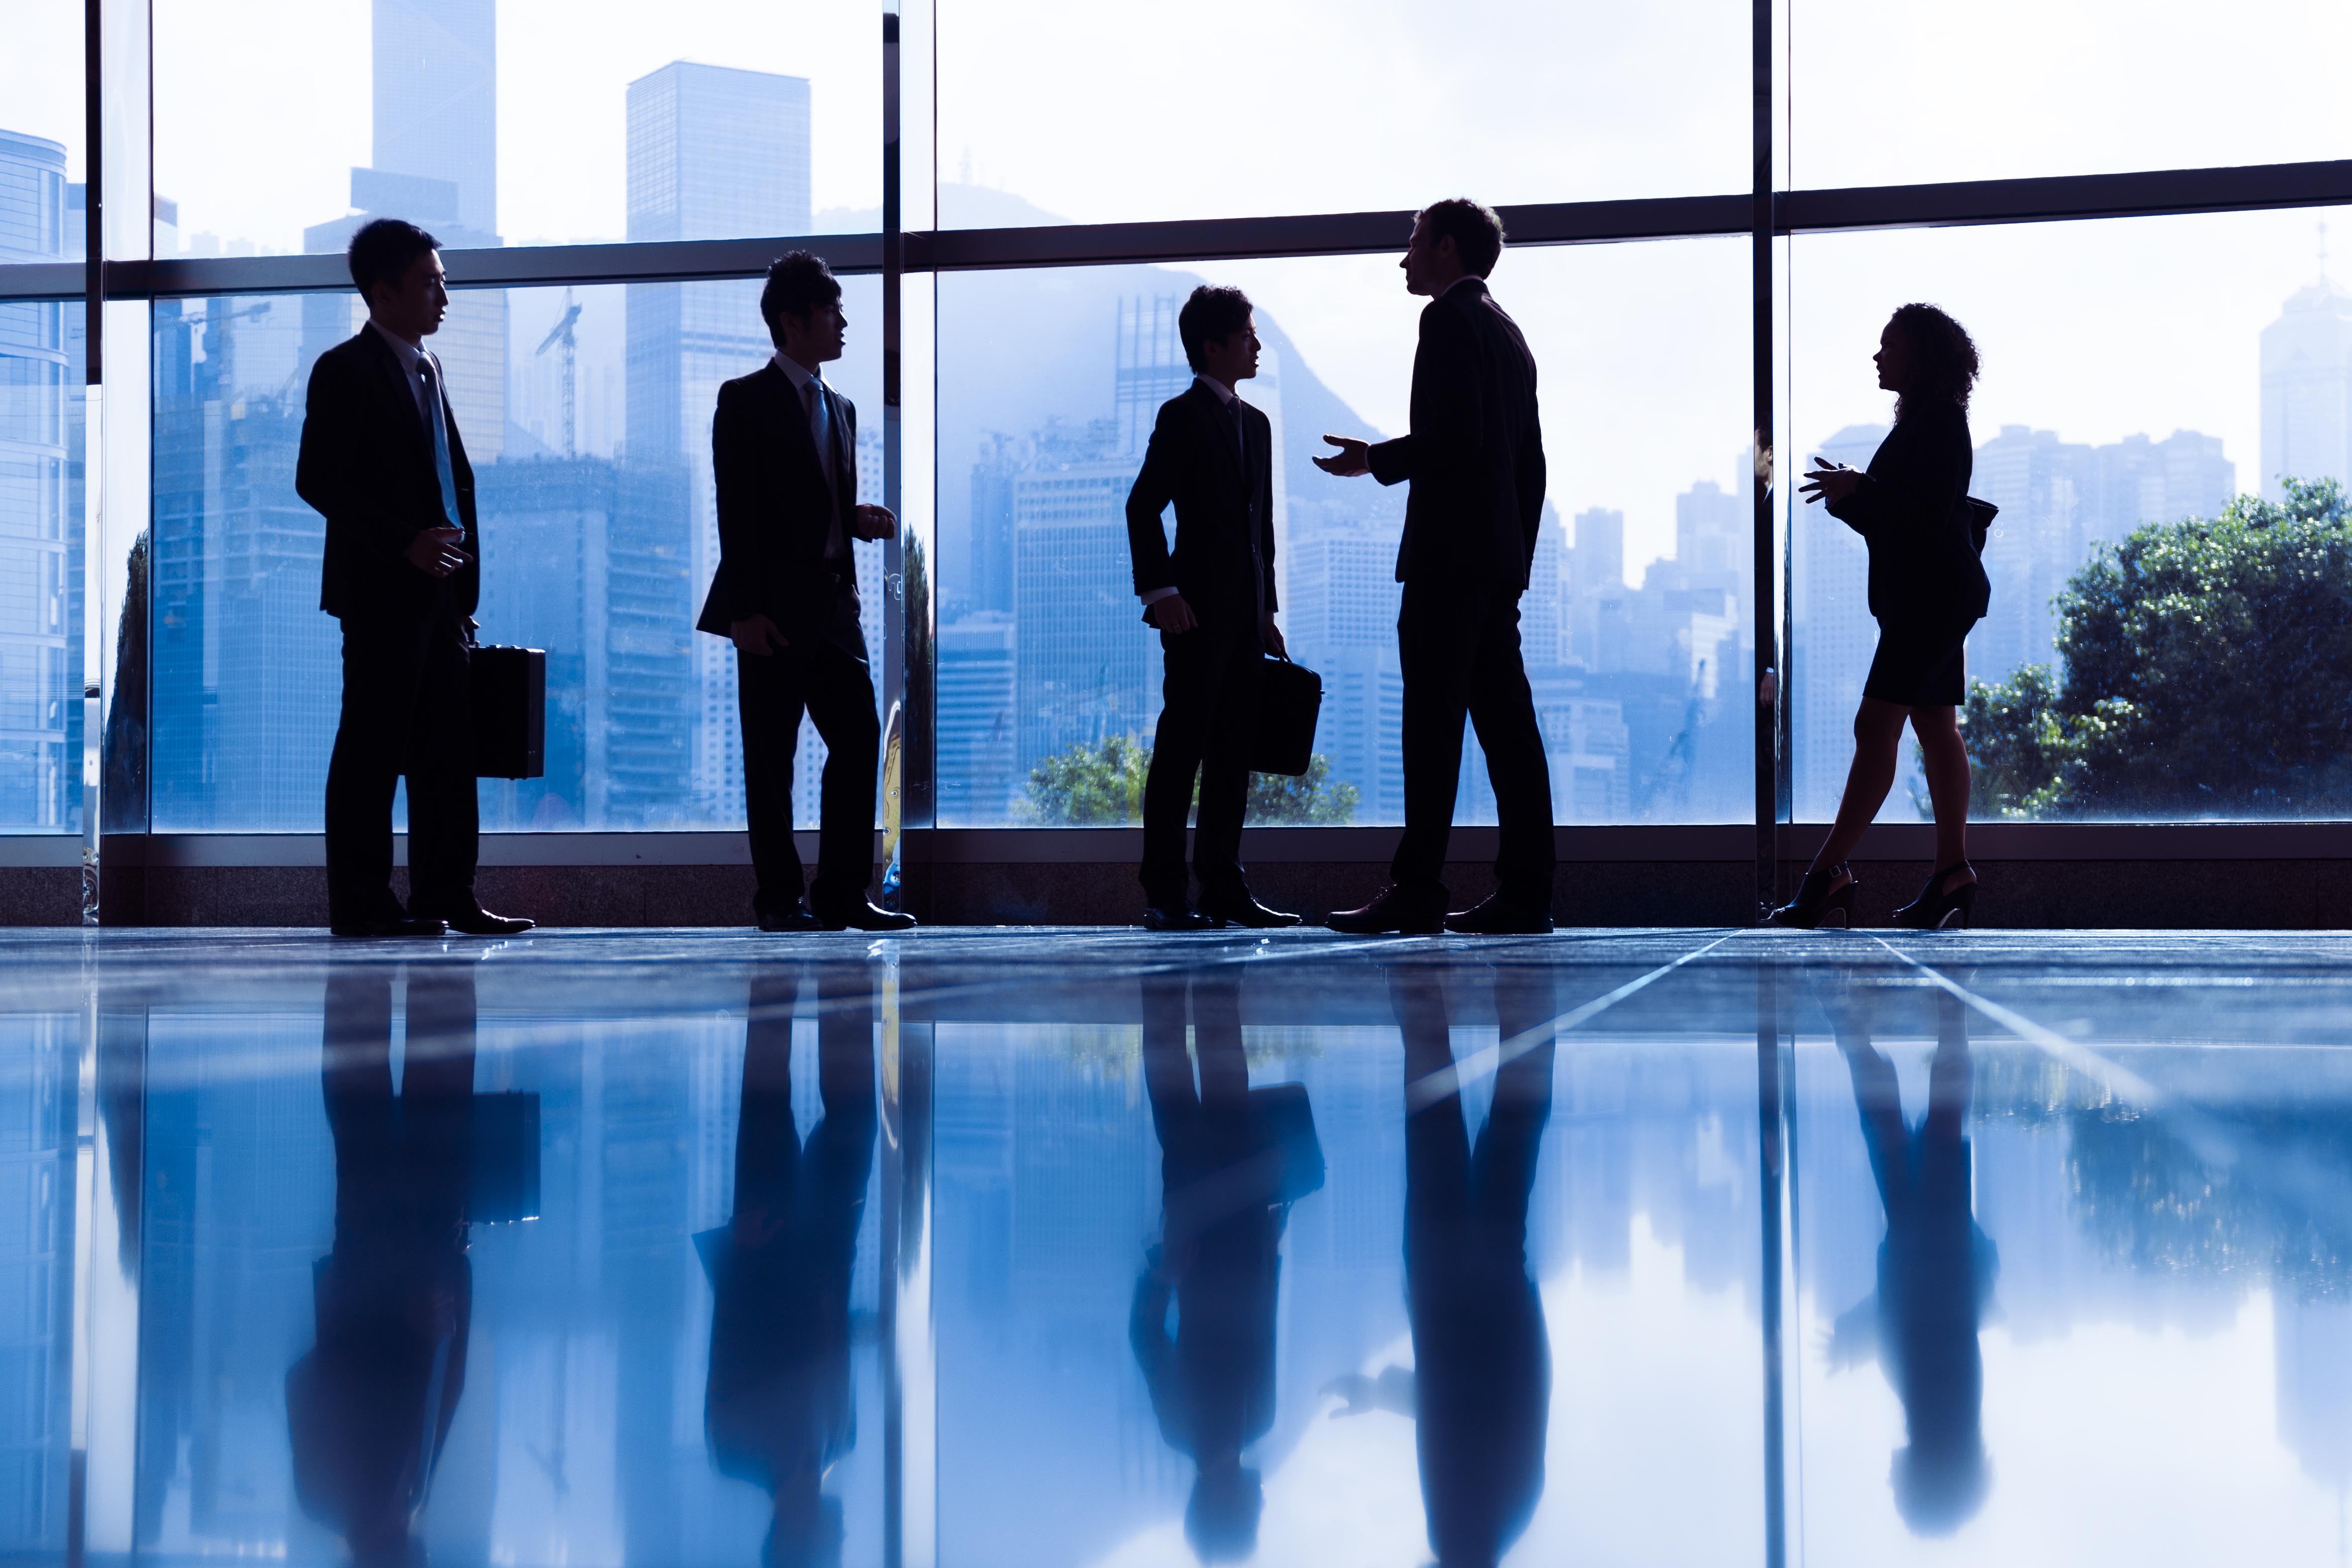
[{"x1": 1889, "y1": 302, "x2": 1980, "y2": 417}]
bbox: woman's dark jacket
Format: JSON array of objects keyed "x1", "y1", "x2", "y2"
[{"x1": 1825, "y1": 402, "x2": 1990, "y2": 629}]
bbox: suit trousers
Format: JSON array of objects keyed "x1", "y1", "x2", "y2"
[
  {"x1": 737, "y1": 587, "x2": 879, "y2": 915},
  {"x1": 1140, "y1": 617, "x2": 1264, "y2": 905},
  {"x1": 325, "y1": 612, "x2": 478, "y2": 922},
  {"x1": 1391, "y1": 580, "x2": 1556, "y2": 905}
]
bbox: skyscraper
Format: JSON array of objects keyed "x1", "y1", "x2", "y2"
[
  {"x1": 2261, "y1": 265, "x2": 2352, "y2": 502},
  {"x1": 1794, "y1": 423, "x2": 1886, "y2": 819},
  {"x1": 370, "y1": 0, "x2": 497, "y2": 236},
  {"x1": 0, "y1": 129, "x2": 80, "y2": 832},
  {"x1": 1012, "y1": 425, "x2": 1153, "y2": 774},
  {"x1": 625, "y1": 62, "x2": 813, "y2": 822}
]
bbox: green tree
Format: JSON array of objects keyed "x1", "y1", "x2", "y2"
[
  {"x1": 1964, "y1": 477, "x2": 2352, "y2": 817},
  {"x1": 1022, "y1": 735, "x2": 1359, "y2": 825}
]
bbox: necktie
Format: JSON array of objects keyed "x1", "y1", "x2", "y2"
[
  {"x1": 808, "y1": 375, "x2": 845, "y2": 558},
  {"x1": 417, "y1": 355, "x2": 461, "y2": 529}
]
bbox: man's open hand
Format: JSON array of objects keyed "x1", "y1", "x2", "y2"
[
  {"x1": 730, "y1": 613, "x2": 790, "y2": 657},
  {"x1": 1315, "y1": 434, "x2": 1371, "y2": 477},
  {"x1": 405, "y1": 526, "x2": 468, "y2": 578}
]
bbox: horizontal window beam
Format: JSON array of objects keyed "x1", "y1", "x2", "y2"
[
  {"x1": 0, "y1": 820, "x2": 2348, "y2": 870},
  {"x1": 5, "y1": 159, "x2": 2347, "y2": 304}
]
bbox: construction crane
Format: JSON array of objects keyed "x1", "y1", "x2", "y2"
[{"x1": 534, "y1": 287, "x2": 582, "y2": 457}]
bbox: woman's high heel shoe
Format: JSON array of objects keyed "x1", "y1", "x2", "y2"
[
  {"x1": 1893, "y1": 862, "x2": 1977, "y2": 930},
  {"x1": 1764, "y1": 864, "x2": 1858, "y2": 929}
]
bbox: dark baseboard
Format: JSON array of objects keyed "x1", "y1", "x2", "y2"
[{"x1": 0, "y1": 851, "x2": 2334, "y2": 929}]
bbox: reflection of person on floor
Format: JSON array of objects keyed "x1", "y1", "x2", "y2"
[
  {"x1": 703, "y1": 965, "x2": 877, "y2": 1568},
  {"x1": 1327, "y1": 967, "x2": 1555, "y2": 1568},
  {"x1": 1827, "y1": 983, "x2": 1998, "y2": 1536},
  {"x1": 286, "y1": 965, "x2": 478, "y2": 1568},
  {"x1": 1132, "y1": 972, "x2": 1289, "y2": 1564}
]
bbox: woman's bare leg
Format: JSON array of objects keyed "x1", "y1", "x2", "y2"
[
  {"x1": 1810, "y1": 698, "x2": 1910, "y2": 876},
  {"x1": 1912, "y1": 704, "x2": 1973, "y2": 879}
]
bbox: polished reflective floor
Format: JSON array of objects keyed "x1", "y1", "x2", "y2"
[{"x1": 9, "y1": 926, "x2": 2352, "y2": 1566}]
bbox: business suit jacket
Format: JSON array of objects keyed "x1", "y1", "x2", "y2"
[
  {"x1": 1365, "y1": 278, "x2": 1546, "y2": 597},
  {"x1": 1825, "y1": 401, "x2": 1989, "y2": 629},
  {"x1": 696, "y1": 361, "x2": 861, "y2": 643},
  {"x1": 1125, "y1": 381, "x2": 1278, "y2": 625},
  {"x1": 296, "y1": 325, "x2": 479, "y2": 623}
]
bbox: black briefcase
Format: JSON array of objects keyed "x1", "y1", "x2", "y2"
[
  {"x1": 1249, "y1": 656, "x2": 1322, "y2": 777},
  {"x1": 471, "y1": 644, "x2": 546, "y2": 779}
]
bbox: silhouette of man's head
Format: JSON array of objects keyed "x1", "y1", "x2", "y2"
[
  {"x1": 1185, "y1": 1459, "x2": 1264, "y2": 1563},
  {"x1": 760, "y1": 250, "x2": 846, "y2": 365},
  {"x1": 347, "y1": 218, "x2": 446, "y2": 341},
  {"x1": 1404, "y1": 197, "x2": 1505, "y2": 294},
  {"x1": 1891, "y1": 1438, "x2": 1990, "y2": 1536},
  {"x1": 1178, "y1": 285, "x2": 1257, "y2": 381}
]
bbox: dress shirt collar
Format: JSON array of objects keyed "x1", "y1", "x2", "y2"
[
  {"x1": 367, "y1": 317, "x2": 429, "y2": 373},
  {"x1": 1194, "y1": 373, "x2": 1238, "y2": 407},
  {"x1": 771, "y1": 350, "x2": 826, "y2": 396}
]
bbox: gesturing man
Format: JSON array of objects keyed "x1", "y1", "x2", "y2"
[
  {"x1": 696, "y1": 251, "x2": 914, "y2": 932},
  {"x1": 1125, "y1": 285, "x2": 1299, "y2": 932},
  {"x1": 1316, "y1": 199, "x2": 1556, "y2": 935},
  {"x1": 296, "y1": 217, "x2": 532, "y2": 938}
]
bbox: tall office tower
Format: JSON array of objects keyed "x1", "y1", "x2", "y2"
[
  {"x1": 2262, "y1": 265, "x2": 2352, "y2": 503},
  {"x1": 1282, "y1": 521, "x2": 1405, "y2": 814},
  {"x1": 1970, "y1": 424, "x2": 2091, "y2": 688},
  {"x1": 1793, "y1": 423, "x2": 1886, "y2": 820},
  {"x1": 626, "y1": 62, "x2": 812, "y2": 823},
  {"x1": 2083, "y1": 429, "x2": 2234, "y2": 547},
  {"x1": 1529, "y1": 667, "x2": 1631, "y2": 822},
  {"x1": 1114, "y1": 296, "x2": 1190, "y2": 456},
  {"x1": 0, "y1": 129, "x2": 78, "y2": 832},
  {"x1": 1011, "y1": 420, "x2": 1152, "y2": 779},
  {"x1": 150, "y1": 296, "x2": 336, "y2": 828},
  {"x1": 371, "y1": 0, "x2": 497, "y2": 235},
  {"x1": 967, "y1": 432, "x2": 1020, "y2": 616},
  {"x1": 1563, "y1": 507, "x2": 1623, "y2": 668},
  {"x1": 1676, "y1": 477, "x2": 1748, "y2": 593},
  {"x1": 1521, "y1": 514, "x2": 1568, "y2": 666},
  {"x1": 937, "y1": 611, "x2": 1017, "y2": 823}
]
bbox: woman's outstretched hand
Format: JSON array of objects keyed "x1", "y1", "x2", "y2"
[{"x1": 1800, "y1": 458, "x2": 1865, "y2": 506}]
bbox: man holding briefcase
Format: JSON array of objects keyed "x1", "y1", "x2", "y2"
[
  {"x1": 1125, "y1": 286, "x2": 1301, "y2": 932},
  {"x1": 296, "y1": 218, "x2": 532, "y2": 938}
]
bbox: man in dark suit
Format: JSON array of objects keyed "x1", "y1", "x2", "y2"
[
  {"x1": 1317, "y1": 199, "x2": 1556, "y2": 935},
  {"x1": 697, "y1": 251, "x2": 914, "y2": 933},
  {"x1": 1125, "y1": 286, "x2": 1299, "y2": 931},
  {"x1": 296, "y1": 218, "x2": 531, "y2": 938}
]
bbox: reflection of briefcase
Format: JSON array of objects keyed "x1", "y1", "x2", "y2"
[
  {"x1": 1249, "y1": 656, "x2": 1322, "y2": 777},
  {"x1": 471, "y1": 645, "x2": 546, "y2": 779},
  {"x1": 1248, "y1": 1082, "x2": 1325, "y2": 1206}
]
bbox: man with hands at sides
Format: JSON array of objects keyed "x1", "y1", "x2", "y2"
[
  {"x1": 1125, "y1": 286, "x2": 1301, "y2": 932},
  {"x1": 296, "y1": 218, "x2": 532, "y2": 939},
  {"x1": 696, "y1": 251, "x2": 914, "y2": 933},
  {"x1": 1314, "y1": 198, "x2": 1556, "y2": 936}
]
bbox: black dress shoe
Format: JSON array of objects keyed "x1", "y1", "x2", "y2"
[
  {"x1": 757, "y1": 904, "x2": 821, "y2": 933},
  {"x1": 1326, "y1": 884, "x2": 1447, "y2": 936},
  {"x1": 331, "y1": 913, "x2": 449, "y2": 939},
  {"x1": 1142, "y1": 902, "x2": 1217, "y2": 932},
  {"x1": 812, "y1": 897, "x2": 919, "y2": 932},
  {"x1": 417, "y1": 902, "x2": 535, "y2": 936},
  {"x1": 1199, "y1": 891, "x2": 1302, "y2": 929},
  {"x1": 1444, "y1": 892, "x2": 1555, "y2": 935}
]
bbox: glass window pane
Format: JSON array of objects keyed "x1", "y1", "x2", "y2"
[
  {"x1": 0, "y1": 293, "x2": 83, "y2": 834},
  {"x1": 0, "y1": 7, "x2": 82, "y2": 260},
  {"x1": 937, "y1": 240, "x2": 1753, "y2": 827},
  {"x1": 1790, "y1": 206, "x2": 2352, "y2": 822},
  {"x1": 1792, "y1": 0, "x2": 2352, "y2": 187},
  {"x1": 150, "y1": 273, "x2": 881, "y2": 831},
  {"x1": 152, "y1": 2, "x2": 878, "y2": 257},
  {"x1": 936, "y1": 0, "x2": 1746, "y2": 228}
]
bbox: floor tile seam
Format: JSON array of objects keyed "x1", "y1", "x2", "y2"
[{"x1": 1404, "y1": 930, "x2": 1742, "y2": 1112}]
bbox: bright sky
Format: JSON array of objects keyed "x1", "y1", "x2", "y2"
[{"x1": 4, "y1": 0, "x2": 2348, "y2": 578}]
